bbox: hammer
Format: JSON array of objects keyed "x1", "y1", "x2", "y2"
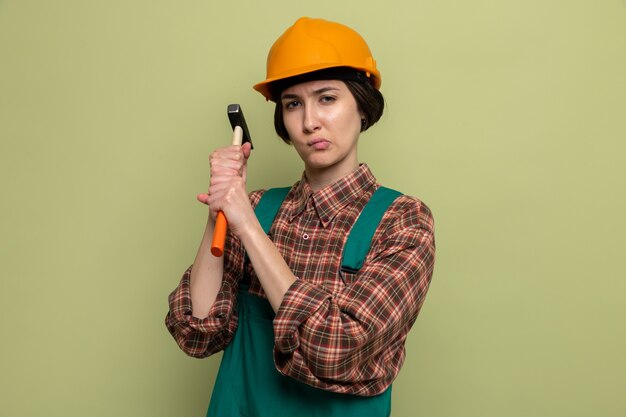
[{"x1": 210, "y1": 104, "x2": 253, "y2": 257}]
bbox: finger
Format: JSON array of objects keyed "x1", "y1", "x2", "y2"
[
  {"x1": 208, "y1": 181, "x2": 232, "y2": 194},
  {"x1": 212, "y1": 144, "x2": 243, "y2": 154},
  {"x1": 211, "y1": 146, "x2": 245, "y2": 161},
  {"x1": 207, "y1": 178, "x2": 246, "y2": 204},
  {"x1": 210, "y1": 151, "x2": 246, "y2": 168},
  {"x1": 196, "y1": 193, "x2": 209, "y2": 205},
  {"x1": 210, "y1": 175, "x2": 238, "y2": 185},
  {"x1": 205, "y1": 193, "x2": 229, "y2": 213},
  {"x1": 211, "y1": 166, "x2": 241, "y2": 179},
  {"x1": 210, "y1": 157, "x2": 245, "y2": 171}
]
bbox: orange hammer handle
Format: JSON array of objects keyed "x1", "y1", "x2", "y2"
[
  {"x1": 210, "y1": 126, "x2": 243, "y2": 257},
  {"x1": 210, "y1": 212, "x2": 228, "y2": 256}
]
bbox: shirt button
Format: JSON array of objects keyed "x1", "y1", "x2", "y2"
[{"x1": 302, "y1": 233, "x2": 309, "y2": 240}]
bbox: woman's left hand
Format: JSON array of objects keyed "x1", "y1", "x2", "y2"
[{"x1": 197, "y1": 142, "x2": 255, "y2": 237}]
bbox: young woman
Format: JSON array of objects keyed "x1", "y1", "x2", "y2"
[{"x1": 166, "y1": 17, "x2": 435, "y2": 417}]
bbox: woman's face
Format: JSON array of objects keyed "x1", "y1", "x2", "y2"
[{"x1": 280, "y1": 79, "x2": 363, "y2": 179}]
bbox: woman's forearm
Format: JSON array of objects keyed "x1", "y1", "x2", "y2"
[
  {"x1": 189, "y1": 215, "x2": 225, "y2": 318},
  {"x1": 238, "y1": 220, "x2": 296, "y2": 312}
]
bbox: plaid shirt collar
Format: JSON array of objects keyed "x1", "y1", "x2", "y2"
[{"x1": 289, "y1": 164, "x2": 378, "y2": 228}]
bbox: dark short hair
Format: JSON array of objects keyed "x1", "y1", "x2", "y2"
[{"x1": 272, "y1": 75, "x2": 385, "y2": 144}]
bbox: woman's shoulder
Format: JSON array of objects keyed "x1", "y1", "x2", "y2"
[
  {"x1": 363, "y1": 186, "x2": 435, "y2": 264},
  {"x1": 248, "y1": 189, "x2": 265, "y2": 208},
  {"x1": 248, "y1": 183, "x2": 298, "y2": 210},
  {"x1": 380, "y1": 188, "x2": 434, "y2": 233}
]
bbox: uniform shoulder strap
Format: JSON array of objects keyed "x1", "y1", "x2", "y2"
[
  {"x1": 254, "y1": 187, "x2": 291, "y2": 234},
  {"x1": 254, "y1": 185, "x2": 402, "y2": 274},
  {"x1": 341, "y1": 186, "x2": 402, "y2": 273}
]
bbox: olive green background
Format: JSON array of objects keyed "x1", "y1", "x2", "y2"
[{"x1": 1, "y1": 1, "x2": 625, "y2": 416}]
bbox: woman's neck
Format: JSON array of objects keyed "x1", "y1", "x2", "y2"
[{"x1": 304, "y1": 161, "x2": 360, "y2": 192}]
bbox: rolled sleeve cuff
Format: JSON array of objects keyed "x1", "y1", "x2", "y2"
[
  {"x1": 168, "y1": 269, "x2": 236, "y2": 335},
  {"x1": 273, "y1": 279, "x2": 330, "y2": 353},
  {"x1": 187, "y1": 281, "x2": 235, "y2": 333}
]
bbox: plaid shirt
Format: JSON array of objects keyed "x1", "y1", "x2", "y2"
[{"x1": 165, "y1": 164, "x2": 435, "y2": 396}]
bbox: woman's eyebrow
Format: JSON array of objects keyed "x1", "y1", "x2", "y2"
[
  {"x1": 280, "y1": 93, "x2": 300, "y2": 101},
  {"x1": 313, "y1": 86, "x2": 340, "y2": 95},
  {"x1": 281, "y1": 86, "x2": 340, "y2": 101}
]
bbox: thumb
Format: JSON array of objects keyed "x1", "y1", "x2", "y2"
[
  {"x1": 241, "y1": 142, "x2": 252, "y2": 160},
  {"x1": 241, "y1": 142, "x2": 252, "y2": 182}
]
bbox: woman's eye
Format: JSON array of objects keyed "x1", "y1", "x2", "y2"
[
  {"x1": 284, "y1": 100, "x2": 300, "y2": 110},
  {"x1": 320, "y1": 95, "x2": 336, "y2": 104}
]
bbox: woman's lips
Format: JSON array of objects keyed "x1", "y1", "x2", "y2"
[{"x1": 309, "y1": 139, "x2": 331, "y2": 150}]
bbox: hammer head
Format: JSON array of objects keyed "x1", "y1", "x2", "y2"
[{"x1": 227, "y1": 104, "x2": 253, "y2": 149}]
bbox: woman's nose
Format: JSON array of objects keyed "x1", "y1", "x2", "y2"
[{"x1": 303, "y1": 106, "x2": 321, "y2": 133}]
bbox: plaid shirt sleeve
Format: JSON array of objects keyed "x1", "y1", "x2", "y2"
[
  {"x1": 164, "y1": 192, "x2": 263, "y2": 358},
  {"x1": 164, "y1": 263, "x2": 238, "y2": 358},
  {"x1": 272, "y1": 195, "x2": 435, "y2": 395}
]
